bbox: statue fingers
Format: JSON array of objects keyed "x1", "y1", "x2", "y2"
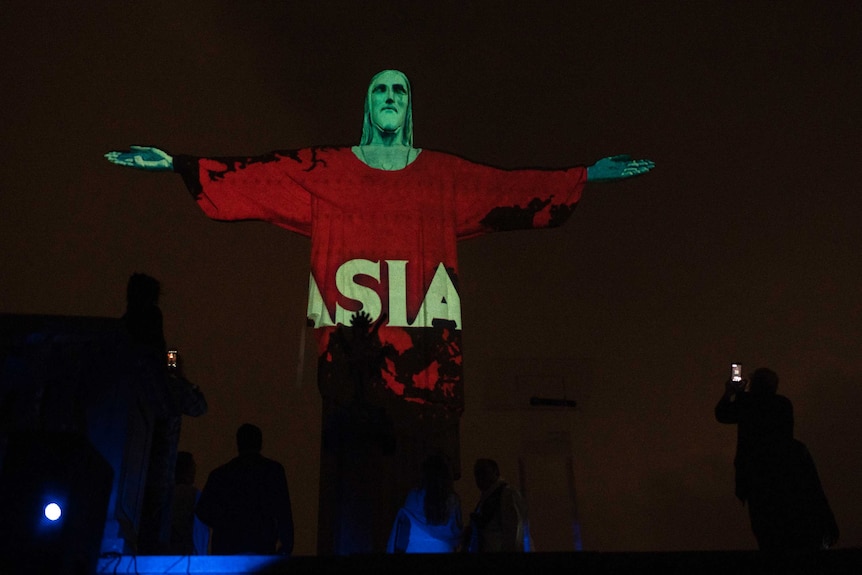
[
  {"x1": 625, "y1": 159, "x2": 655, "y2": 174},
  {"x1": 107, "y1": 153, "x2": 134, "y2": 167}
]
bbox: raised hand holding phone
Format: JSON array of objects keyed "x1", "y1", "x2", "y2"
[{"x1": 167, "y1": 349, "x2": 178, "y2": 371}]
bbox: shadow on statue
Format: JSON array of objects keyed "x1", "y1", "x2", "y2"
[{"x1": 316, "y1": 311, "x2": 462, "y2": 554}]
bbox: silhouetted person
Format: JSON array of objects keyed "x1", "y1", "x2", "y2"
[
  {"x1": 387, "y1": 453, "x2": 463, "y2": 553},
  {"x1": 716, "y1": 367, "x2": 838, "y2": 550},
  {"x1": 462, "y1": 458, "x2": 529, "y2": 552},
  {"x1": 196, "y1": 423, "x2": 294, "y2": 555},
  {"x1": 122, "y1": 272, "x2": 166, "y2": 352},
  {"x1": 123, "y1": 273, "x2": 208, "y2": 553},
  {"x1": 170, "y1": 451, "x2": 210, "y2": 555}
]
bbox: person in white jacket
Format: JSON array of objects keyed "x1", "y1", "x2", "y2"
[{"x1": 463, "y1": 458, "x2": 530, "y2": 552}]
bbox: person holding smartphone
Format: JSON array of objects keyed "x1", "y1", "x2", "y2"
[{"x1": 715, "y1": 366, "x2": 838, "y2": 550}]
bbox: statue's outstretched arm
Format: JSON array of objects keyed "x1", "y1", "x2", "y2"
[
  {"x1": 586, "y1": 155, "x2": 654, "y2": 182},
  {"x1": 105, "y1": 145, "x2": 174, "y2": 171}
]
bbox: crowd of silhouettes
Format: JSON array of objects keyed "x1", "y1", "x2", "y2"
[
  {"x1": 122, "y1": 273, "x2": 838, "y2": 556},
  {"x1": 119, "y1": 274, "x2": 298, "y2": 557}
]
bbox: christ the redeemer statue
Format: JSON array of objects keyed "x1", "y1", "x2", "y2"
[{"x1": 106, "y1": 69, "x2": 654, "y2": 555}]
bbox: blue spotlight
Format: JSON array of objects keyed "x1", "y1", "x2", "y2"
[{"x1": 44, "y1": 502, "x2": 62, "y2": 521}]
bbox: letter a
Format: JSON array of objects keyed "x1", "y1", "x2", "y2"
[
  {"x1": 413, "y1": 263, "x2": 461, "y2": 329},
  {"x1": 307, "y1": 273, "x2": 335, "y2": 328}
]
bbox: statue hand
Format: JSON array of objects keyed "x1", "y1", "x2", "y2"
[
  {"x1": 104, "y1": 145, "x2": 173, "y2": 171},
  {"x1": 587, "y1": 155, "x2": 654, "y2": 182}
]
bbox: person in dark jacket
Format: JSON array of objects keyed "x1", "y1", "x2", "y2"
[
  {"x1": 195, "y1": 423, "x2": 294, "y2": 555},
  {"x1": 716, "y1": 367, "x2": 838, "y2": 550}
]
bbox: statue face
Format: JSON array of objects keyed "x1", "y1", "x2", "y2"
[{"x1": 368, "y1": 70, "x2": 409, "y2": 135}]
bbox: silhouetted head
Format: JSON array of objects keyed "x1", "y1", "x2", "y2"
[
  {"x1": 749, "y1": 367, "x2": 779, "y2": 396},
  {"x1": 236, "y1": 423, "x2": 263, "y2": 455},
  {"x1": 361, "y1": 69, "x2": 413, "y2": 147},
  {"x1": 122, "y1": 273, "x2": 165, "y2": 349},
  {"x1": 421, "y1": 453, "x2": 453, "y2": 489},
  {"x1": 175, "y1": 451, "x2": 196, "y2": 485},
  {"x1": 473, "y1": 458, "x2": 500, "y2": 492},
  {"x1": 126, "y1": 273, "x2": 161, "y2": 308}
]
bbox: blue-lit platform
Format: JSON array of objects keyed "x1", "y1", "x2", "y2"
[{"x1": 96, "y1": 549, "x2": 862, "y2": 575}]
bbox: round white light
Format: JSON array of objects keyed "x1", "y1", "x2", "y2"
[{"x1": 44, "y1": 502, "x2": 62, "y2": 521}]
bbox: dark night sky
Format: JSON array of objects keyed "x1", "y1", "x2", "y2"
[{"x1": 2, "y1": 1, "x2": 861, "y2": 554}]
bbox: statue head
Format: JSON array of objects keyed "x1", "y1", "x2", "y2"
[{"x1": 360, "y1": 69, "x2": 413, "y2": 146}]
